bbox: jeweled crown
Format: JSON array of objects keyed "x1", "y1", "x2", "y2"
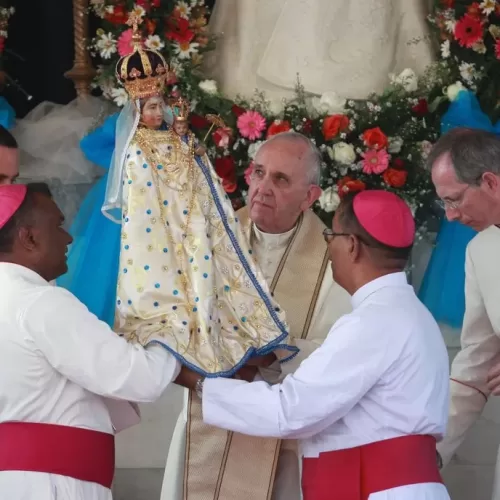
[
  {"x1": 115, "y1": 21, "x2": 168, "y2": 100},
  {"x1": 170, "y1": 96, "x2": 190, "y2": 122}
]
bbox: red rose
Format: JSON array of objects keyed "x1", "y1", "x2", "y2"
[
  {"x1": 383, "y1": 168, "x2": 408, "y2": 188},
  {"x1": 215, "y1": 156, "x2": 237, "y2": 193},
  {"x1": 190, "y1": 114, "x2": 211, "y2": 129},
  {"x1": 322, "y1": 114, "x2": 350, "y2": 141},
  {"x1": 231, "y1": 104, "x2": 246, "y2": 117},
  {"x1": 267, "y1": 120, "x2": 291, "y2": 138},
  {"x1": 302, "y1": 119, "x2": 313, "y2": 135},
  {"x1": 412, "y1": 99, "x2": 428, "y2": 117},
  {"x1": 393, "y1": 158, "x2": 405, "y2": 169},
  {"x1": 362, "y1": 127, "x2": 388, "y2": 150},
  {"x1": 166, "y1": 17, "x2": 195, "y2": 44},
  {"x1": 337, "y1": 176, "x2": 366, "y2": 197},
  {"x1": 104, "y1": 5, "x2": 128, "y2": 24},
  {"x1": 212, "y1": 127, "x2": 233, "y2": 148}
]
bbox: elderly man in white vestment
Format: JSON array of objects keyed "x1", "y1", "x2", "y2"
[
  {"x1": 0, "y1": 182, "x2": 183, "y2": 500},
  {"x1": 160, "y1": 131, "x2": 352, "y2": 500},
  {"x1": 176, "y1": 189, "x2": 450, "y2": 500},
  {"x1": 430, "y1": 129, "x2": 500, "y2": 497}
]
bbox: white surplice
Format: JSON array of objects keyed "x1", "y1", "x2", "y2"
[
  {"x1": 0, "y1": 263, "x2": 180, "y2": 500},
  {"x1": 203, "y1": 272, "x2": 451, "y2": 499}
]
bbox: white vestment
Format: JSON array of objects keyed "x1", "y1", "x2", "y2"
[
  {"x1": 204, "y1": 0, "x2": 434, "y2": 104},
  {"x1": 203, "y1": 272, "x2": 451, "y2": 499},
  {"x1": 0, "y1": 263, "x2": 180, "y2": 500},
  {"x1": 437, "y1": 226, "x2": 500, "y2": 497},
  {"x1": 160, "y1": 219, "x2": 352, "y2": 499}
]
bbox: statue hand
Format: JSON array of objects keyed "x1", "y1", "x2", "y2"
[{"x1": 195, "y1": 144, "x2": 207, "y2": 156}]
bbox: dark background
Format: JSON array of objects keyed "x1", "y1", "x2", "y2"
[{"x1": 4, "y1": 0, "x2": 217, "y2": 118}]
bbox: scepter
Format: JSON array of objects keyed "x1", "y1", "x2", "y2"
[{"x1": 203, "y1": 114, "x2": 228, "y2": 143}]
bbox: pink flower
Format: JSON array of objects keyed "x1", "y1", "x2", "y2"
[
  {"x1": 237, "y1": 111, "x2": 266, "y2": 141},
  {"x1": 361, "y1": 149, "x2": 390, "y2": 175},
  {"x1": 244, "y1": 162, "x2": 254, "y2": 186},
  {"x1": 117, "y1": 29, "x2": 136, "y2": 57}
]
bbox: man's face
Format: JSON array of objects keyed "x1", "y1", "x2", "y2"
[
  {"x1": 327, "y1": 210, "x2": 349, "y2": 289},
  {"x1": 432, "y1": 152, "x2": 500, "y2": 231},
  {"x1": 248, "y1": 139, "x2": 322, "y2": 233},
  {"x1": 29, "y1": 194, "x2": 73, "y2": 281},
  {"x1": 0, "y1": 146, "x2": 19, "y2": 185},
  {"x1": 141, "y1": 96, "x2": 164, "y2": 130}
]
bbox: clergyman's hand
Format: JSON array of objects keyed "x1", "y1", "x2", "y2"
[{"x1": 175, "y1": 365, "x2": 202, "y2": 391}]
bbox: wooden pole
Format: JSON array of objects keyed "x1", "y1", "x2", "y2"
[{"x1": 65, "y1": 0, "x2": 96, "y2": 96}]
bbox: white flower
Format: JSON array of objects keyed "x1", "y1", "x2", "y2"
[
  {"x1": 248, "y1": 141, "x2": 264, "y2": 160},
  {"x1": 145, "y1": 35, "x2": 165, "y2": 51},
  {"x1": 390, "y1": 68, "x2": 418, "y2": 92},
  {"x1": 95, "y1": 33, "x2": 117, "y2": 59},
  {"x1": 129, "y1": 4, "x2": 146, "y2": 22},
  {"x1": 319, "y1": 187, "x2": 341, "y2": 213},
  {"x1": 445, "y1": 19, "x2": 456, "y2": 33},
  {"x1": 420, "y1": 140, "x2": 433, "y2": 160},
  {"x1": 177, "y1": 1, "x2": 192, "y2": 19},
  {"x1": 111, "y1": 88, "x2": 128, "y2": 107},
  {"x1": 174, "y1": 42, "x2": 200, "y2": 59},
  {"x1": 472, "y1": 41, "x2": 487, "y2": 54},
  {"x1": 90, "y1": 0, "x2": 106, "y2": 17},
  {"x1": 198, "y1": 79, "x2": 218, "y2": 95},
  {"x1": 311, "y1": 91, "x2": 346, "y2": 115},
  {"x1": 446, "y1": 81, "x2": 466, "y2": 101},
  {"x1": 388, "y1": 136, "x2": 403, "y2": 154},
  {"x1": 331, "y1": 142, "x2": 356, "y2": 164},
  {"x1": 459, "y1": 62, "x2": 478, "y2": 83},
  {"x1": 440, "y1": 40, "x2": 450, "y2": 59},
  {"x1": 480, "y1": 0, "x2": 496, "y2": 15}
]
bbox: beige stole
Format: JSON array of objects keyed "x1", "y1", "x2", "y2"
[{"x1": 183, "y1": 208, "x2": 328, "y2": 500}]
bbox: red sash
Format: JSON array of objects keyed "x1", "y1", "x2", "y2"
[
  {"x1": 302, "y1": 435, "x2": 442, "y2": 500},
  {"x1": 0, "y1": 422, "x2": 115, "y2": 489}
]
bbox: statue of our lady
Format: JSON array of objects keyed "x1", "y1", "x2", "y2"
[{"x1": 102, "y1": 24, "x2": 296, "y2": 376}]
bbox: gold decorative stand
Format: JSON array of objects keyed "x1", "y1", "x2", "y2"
[{"x1": 65, "y1": 0, "x2": 95, "y2": 96}]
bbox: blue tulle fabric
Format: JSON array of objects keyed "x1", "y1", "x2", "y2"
[
  {"x1": 418, "y1": 90, "x2": 500, "y2": 328},
  {"x1": 0, "y1": 97, "x2": 15, "y2": 129},
  {"x1": 56, "y1": 114, "x2": 121, "y2": 326}
]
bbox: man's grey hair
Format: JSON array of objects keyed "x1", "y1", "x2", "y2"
[
  {"x1": 261, "y1": 131, "x2": 322, "y2": 185},
  {"x1": 427, "y1": 128, "x2": 500, "y2": 185}
]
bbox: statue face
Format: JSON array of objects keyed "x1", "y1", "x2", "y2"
[
  {"x1": 140, "y1": 96, "x2": 164, "y2": 130},
  {"x1": 173, "y1": 120, "x2": 189, "y2": 136}
]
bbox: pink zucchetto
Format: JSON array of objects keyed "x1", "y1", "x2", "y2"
[
  {"x1": 0, "y1": 184, "x2": 27, "y2": 230},
  {"x1": 353, "y1": 190, "x2": 415, "y2": 248}
]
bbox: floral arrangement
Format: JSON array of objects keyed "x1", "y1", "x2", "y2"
[
  {"x1": 430, "y1": 0, "x2": 500, "y2": 121},
  {"x1": 90, "y1": 1, "x2": 500, "y2": 226},
  {"x1": 89, "y1": 0, "x2": 214, "y2": 105}
]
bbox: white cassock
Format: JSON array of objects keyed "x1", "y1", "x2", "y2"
[
  {"x1": 203, "y1": 272, "x2": 451, "y2": 499},
  {"x1": 437, "y1": 226, "x2": 500, "y2": 498},
  {"x1": 161, "y1": 218, "x2": 353, "y2": 500},
  {"x1": 0, "y1": 262, "x2": 180, "y2": 500}
]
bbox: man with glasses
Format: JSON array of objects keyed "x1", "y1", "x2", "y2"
[
  {"x1": 175, "y1": 189, "x2": 450, "y2": 499},
  {"x1": 161, "y1": 131, "x2": 352, "y2": 500},
  {"x1": 429, "y1": 129, "x2": 500, "y2": 482}
]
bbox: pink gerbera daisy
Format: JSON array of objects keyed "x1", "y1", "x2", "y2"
[
  {"x1": 237, "y1": 111, "x2": 266, "y2": 141},
  {"x1": 361, "y1": 149, "x2": 390, "y2": 175},
  {"x1": 117, "y1": 29, "x2": 135, "y2": 57}
]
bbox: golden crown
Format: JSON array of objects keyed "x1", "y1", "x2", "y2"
[
  {"x1": 115, "y1": 20, "x2": 168, "y2": 100},
  {"x1": 170, "y1": 96, "x2": 191, "y2": 122}
]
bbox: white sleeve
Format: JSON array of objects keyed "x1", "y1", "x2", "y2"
[
  {"x1": 21, "y1": 287, "x2": 180, "y2": 403},
  {"x1": 203, "y1": 313, "x2": 389, "y2": 439}
]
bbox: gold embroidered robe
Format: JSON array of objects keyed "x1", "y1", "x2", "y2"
[{"x1": 115, "y1": 127, "x2": 295, "y2": 376}]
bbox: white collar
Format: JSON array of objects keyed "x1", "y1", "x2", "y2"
[
  {"x1": 252, "y1": 224, "x2": 296, "y2": 249},
  {"x1": 0, "y1": 262, "x2": 49, "y2": 286},
  {"x1": 351, "y1": 272, "x2": 408, "y2": 310}
]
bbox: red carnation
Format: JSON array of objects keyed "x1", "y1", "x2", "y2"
[
  {"x1": 362, "y1": 127, "x2": 388, "y2": 150},
  {"x1": 215, "y1": 156, "x2": 237, "y2": 193},
  {"x1": 267, "y1": 120, "x2": 291, "y2": 138},
  {"x1": 412, "y1": 99, "x2": 428, "y2": 117},
  {"x1": 454, "y1": 14, "x2": 483, "y2": 48},
  {"x1": 231, "y1": 104, "x2": 246, "y2": 117},
  {"x1": 383, "y1": 168, "x2": 408, "y2": 188},
  {"x1": 337, "y1": 176, "x2": 366, "y2": 197}
]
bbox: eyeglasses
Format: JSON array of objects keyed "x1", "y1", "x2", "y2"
[
  {"x1": 436, "y1": 184, "x2": 472, "y2": 211},
  {"x1": 323, "y1": 228, "x2": 373, "y2": 247}
]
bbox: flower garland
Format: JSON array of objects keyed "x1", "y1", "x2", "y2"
[
  {"x1": 429, "y1": 0, "x2": 500, "y2": 121},
  {"x1": 91, "y1": 1, "x2": 499, "y2": 226}
]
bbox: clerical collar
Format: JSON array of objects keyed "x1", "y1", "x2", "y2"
[{"x1": 252, "y1": 224, "x2": 297, "y2": 249}]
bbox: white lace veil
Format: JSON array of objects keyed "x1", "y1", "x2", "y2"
[{"x1": 101, "y1": 97, "x2": 174, "y2": 224}]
